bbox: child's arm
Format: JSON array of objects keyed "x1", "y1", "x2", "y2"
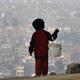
[
  {"x1": 47, "y1": 32, "x2": 53, "y2": 41},
  {"x1": 29, "y1": 34, "x2": 35, "y2": 56},
  {"x1": 52, "y1": 29, "x2": 59, "y2": 41}
]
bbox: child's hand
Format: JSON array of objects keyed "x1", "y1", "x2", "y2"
[
  {"x1": 54, "y1": 28, "x2": 59, "y2": 34},
  {"x1": 52, "y1": 28, "x2": 59, "y2": 40}
]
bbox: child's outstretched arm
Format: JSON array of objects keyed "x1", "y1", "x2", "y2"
[
  {"x1": 52, "y1": 29, "x2": 59, "y2": 41},
  {"x1": 29, "y1": 34, "x2": 35, "y2": 56}
]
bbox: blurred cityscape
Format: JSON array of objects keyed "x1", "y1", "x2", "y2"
[{"x1": 0, "y1": 0, "x2": 80, "y2": 77}]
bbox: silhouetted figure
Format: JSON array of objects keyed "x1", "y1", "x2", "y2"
[{"x1": 29, "y1": 18, "x2": 59, "y2": 77}]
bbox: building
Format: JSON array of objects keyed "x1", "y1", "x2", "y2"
[{"x1": 16, "y1": 65, "x2": 24, "y2": 76}]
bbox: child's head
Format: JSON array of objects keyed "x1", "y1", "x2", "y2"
[{"x1": 32, "y1": 18, "x2": 45, "y2": 30}]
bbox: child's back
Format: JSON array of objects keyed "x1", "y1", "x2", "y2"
[{"x1": 33, "y1": 29, "x2": 50, "y2": 58}]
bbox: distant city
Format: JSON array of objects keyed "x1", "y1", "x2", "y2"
[{"x1": 0, "y1": 0, "x2": 80, "y2": 77}]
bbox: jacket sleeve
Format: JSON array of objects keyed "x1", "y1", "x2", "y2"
[
  {"x1": 52, "y1": 29, "x2": 59, "y2": 41},
  {"x1": 29, "y1": 34, "x2": 36, "y2": 55},
  {"x1": 47, "y1": 32, "x2": 53, "y2": 41},
  {"x1": 52, "y1": 33, "x2": 57, "y2": 41}
]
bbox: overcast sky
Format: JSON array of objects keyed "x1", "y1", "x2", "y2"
[{"x1": 0, "y1": 0, "x2": 80, "y2": 29}]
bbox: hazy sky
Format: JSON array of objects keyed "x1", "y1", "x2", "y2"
[{"x1": 0, "y1": 0, "x2": 80, "y2": 29}]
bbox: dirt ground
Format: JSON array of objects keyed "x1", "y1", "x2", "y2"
[{"x1": 1, "y1": 74, "x2": 80, "y2": 80}]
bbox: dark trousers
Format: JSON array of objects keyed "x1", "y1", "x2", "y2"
[{"x1": 35, "y1": 57, "x2": 48, "y2": 76}]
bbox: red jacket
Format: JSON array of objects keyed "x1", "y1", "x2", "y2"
[{"x1": 29, "y1": 29, "x2": 57, "y2": 59}]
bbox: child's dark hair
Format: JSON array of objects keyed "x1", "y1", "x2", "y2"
[{"x1": 32, "y1": 18, "x2": 45, "y2": 30}]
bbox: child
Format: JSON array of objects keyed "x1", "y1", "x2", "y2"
[{"x1": 29, "y1": 18, "x2": 59, "y2": 77}]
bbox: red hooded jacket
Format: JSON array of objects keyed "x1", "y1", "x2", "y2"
[{"x1": 29, "y1": 29, "x2": 57, "y2": 59}]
